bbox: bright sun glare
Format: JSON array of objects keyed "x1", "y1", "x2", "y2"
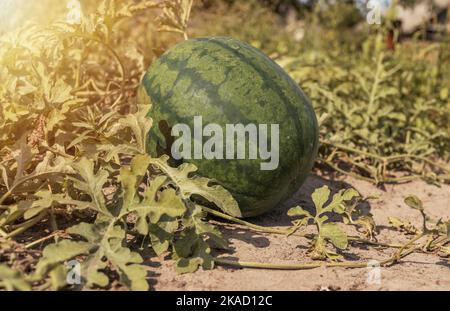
[
  {"x1": 0, "y1": 0, "x2": 21, "y2": 30},
  {"x1": 66, "y1": 0, "x2": 82, "y2": 24},
  {"x1": 0, "y1": 0, "x2": 81, "y2": 32},
  {"x1": 0, "y1": 0, "x2": 15, "y2": 15}
]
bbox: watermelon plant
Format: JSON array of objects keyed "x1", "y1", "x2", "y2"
[
  {"x1": 288, "y1": 186, "x2": 359, "y2": 260},
  {"x1": 0, "y1": 0, "x2": 449, "y2": 291}
]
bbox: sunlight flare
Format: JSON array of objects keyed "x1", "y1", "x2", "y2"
[{"x1": 66, "y1": 0, "x2": 82, "y2": 25}]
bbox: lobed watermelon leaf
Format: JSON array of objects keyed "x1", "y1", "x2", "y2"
[
  {"x1": 35, "y1": 222, "x2": 149, "y2": 291},
  {"x1": 151, "y1": 155, "x2": 242, "y2": 218}
]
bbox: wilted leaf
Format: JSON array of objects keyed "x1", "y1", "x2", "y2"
[
  {"x1": 158, "y1": 0, "x2": 193, "y2": 38},
  {"x1": 440, "y1": 246, "x2": 450, "y2": 256},
  {"x1": 287, "y1": 206, "x2": 313, "y2": 219},
  {"x1": 388, "y1": 216, "x2": 418, "y2": 235}
]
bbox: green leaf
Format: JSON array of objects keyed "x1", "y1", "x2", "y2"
[
  {"x1": 324, "y1": 188, "x2": 359, "y2": 214},
  {"x1": 48, "y1": 265, "x2": 68, "y2": 291},
  {"x1": 341, "y1": 188, "x2": 360, "y2": 201},
  {"x1": 175, "y1": 257, "x2": 203, "y2": 274},
  {"x1": 143, "y1": 188, "x2": 186, "y2": 223},
  {"x1": 104, "y1": 226, "x2": 148, "y2": 291},
  {"x1": 321, "y1": 223, "x2": 348, "y2": 250},
  {"x1": 34, "y1": 240, "x2": 92, "y2": 278},
  {"x1": 106, "y1": 104, "x2": 152, "y2": 154},
  {"x1": 287, "y1": 206, "x2": 313, "y2": 219},
  {"x1": 0, "y1": 265, "x2": 31, "y2": 291},
  {"x1": 173, "y1": 229, "x2": 198, "y2": 258},
  {"x1": 154, "y1": 156, "x2": 241, "y2": 217},
  {"x1": 23, "y1": 190, "x2": 67, "y2": 220},
  {"x1": 119, "y1": 154, "x2": 152, "y2": 210},
  {"x1": 191, "y1": 205, "x2": 228, "y2": 250},
  {"x1": 148, "y1": 221, "x2": 177, "y2": 256},
  {"x1": 46, "y1": 109, "x2": 67, "y2": 132},
  {"x1": 70, "y1": 158, "x2": 111, "y2": 216},
  {"x1": 49, "y1": 80, "x2": 73, "y2": 104},
  {"x1": 34, "y1": 152, "x2": 74, "y2": 176},
  {"x1": 404, "y1": 195, "x2": 423, "y2": 211},
  {"x1": 173, "y1": 229, "x2": 213, "y2": 274},
  {"x1": 3, "y1": 152, "x2": 74, "y2": 206},
  {"x1": 311, "y1": 185, "x2": 331, "y2": 214},
  {"x1": 35, "y1": 222, "x2": 149, "y2": 291},
  {"x1": 129, "y1": 175, "x2": 186, "y2": 235}
]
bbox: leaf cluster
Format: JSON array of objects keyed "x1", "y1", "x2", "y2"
[{"x1": 0, "y1": 0, "x2": 238, "y2": 290}]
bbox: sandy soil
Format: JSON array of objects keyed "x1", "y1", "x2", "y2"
[{"x1": 149, "y1": 173, "x2": 450, "y2": 291}]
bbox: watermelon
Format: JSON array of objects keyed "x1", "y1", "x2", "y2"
[{"x1": 140, "y1": 37, "x2": 319, "y2": 218}]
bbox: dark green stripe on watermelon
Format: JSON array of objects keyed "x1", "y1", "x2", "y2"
[{"x1": 141, "y1": 37, "x2": 319, "y2": 218}]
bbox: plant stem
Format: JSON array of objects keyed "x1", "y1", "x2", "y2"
[
  {"x1": 394, "y1": 233, "x2": 424, "y2": 261},
  {"x1": 5, "y1": 213, "x2": 47, "y2": 239},
  {"x1": 202, "y1": 206, "x2": 402, "y2": 249},
  {"x1": 214, "y1": 244, "x2": 418, "y2": 271},
  {"x1": 319, "y1": 158, "x2": 378, "y2": 183},
  {"x1": 366, "y1": 53, "x2": 384, "y2": 125},
  {"x1": 201, "y1": 206, "x2": 304, "y2": 236},
  {"x1": 0, "y1": 227, "x2": 8, "y2": 238},
  {"x1": 24, "y1": 231, "x2": 62, "y2": 249}
]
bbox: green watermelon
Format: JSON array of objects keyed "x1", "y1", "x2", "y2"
[{"x1": 140, "y1": 37, "x2": 319, "y2": 218}]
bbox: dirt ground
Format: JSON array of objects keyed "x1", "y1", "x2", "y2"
[{"x1": 149, "y1": 173, "x2": 450, "y2": 291}]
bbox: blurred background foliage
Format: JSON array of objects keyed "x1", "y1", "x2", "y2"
[{"x1": 2, "y1": 0, "x2": 447, "y2": 184}]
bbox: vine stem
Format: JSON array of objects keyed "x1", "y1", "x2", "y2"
[
  {"x1": 0, "y1": 227, "x2": 8, "y2": 238},
  {"x1": 366, "y1": 53, "x2": 384, "y2": 126},
  {"x1": 214, "y1": 244, "x2": 418, "y2": 271},
  {"x1": 0, "y1": 168, "x2": 75, "y2": 206},
  {"x1": 201, "y1": 206, "x2": 402, "y2": 249},
  {"x1": 394, "y1": 233, "x2": 424, "y2": 261},
  {"x1": 319, "y1": 158, "x2": 378, "y2": 183},
  {"x1": 24, "y1": 231, "x2": 62, "y2": 249},
  {"x1": 201, "y1": 206, "x2": 301, "y2": 236},
  {"x1": 5, "y1": 212, "x2": 48, "y2": 239}
]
